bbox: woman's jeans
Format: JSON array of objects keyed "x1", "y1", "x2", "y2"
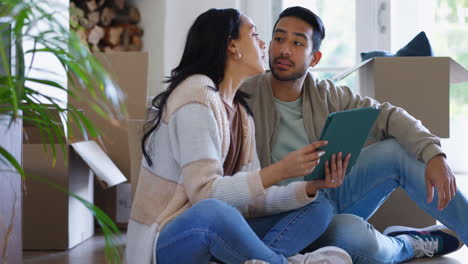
[
  {"x1": 156, "y1": 193, "x2": 333, "y2": 264},
  {"x1": 305, "y1": 139, "x2": 468, "y2": 264}
]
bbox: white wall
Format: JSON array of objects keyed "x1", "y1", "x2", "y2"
[
  {"x1": 240, "y1": 0, "x2": 273, "y2": 61},
  {"x1": 134, "y1": 0, "x2": 273, "y2": 98},
  {"x1": 132, "y1": 0, "x2": 166, "y2": 98},
  {"x1": 164, "y1": 0, "x2": 241, "y2": 79}
]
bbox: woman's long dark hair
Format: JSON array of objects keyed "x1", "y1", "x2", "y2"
[{"x1": 142, "y1": 8, "x2": 253, "y2": 166}]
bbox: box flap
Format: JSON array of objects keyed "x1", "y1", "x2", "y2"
[
  {"x1": 450, "y1": 59, "x2": 468, "y2": 83},
  {"x1": 71, "y1": 140, "x2": 127, "y2": 188},
  {"x1": 332, "y1": 59, "x2": 373, "y2": 81}
]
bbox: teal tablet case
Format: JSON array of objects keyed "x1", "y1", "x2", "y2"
[{"x1": 304, "y1": 107, "x2": 380, "y2": 181}]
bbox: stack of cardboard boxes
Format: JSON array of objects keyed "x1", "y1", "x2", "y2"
[
  {"x1": 23, "y1": 112, "x2": 127, "y2": 250},
  {"x1": 23, "y1": 52, "x2": 148, "y2": 250},
  {"x1": 75, "y1": 52, "x2": 148, "y2": 229}
]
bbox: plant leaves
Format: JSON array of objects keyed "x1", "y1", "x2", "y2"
[{"x1": 0, "y1": 146, "x2": 25, "y2": 178}]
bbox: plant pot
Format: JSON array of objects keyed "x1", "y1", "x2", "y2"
[{"x1": 0, "y1": 113, "x2": 23, "y2": 264}]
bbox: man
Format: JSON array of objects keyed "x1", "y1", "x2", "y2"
[{"x1": 240, "y1": 6, "x2": 467, "y2": 264}]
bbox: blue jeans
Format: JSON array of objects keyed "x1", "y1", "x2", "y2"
[
  {"x1": 305, "y1": 139, "x2": 468, "y2": 264},
  {"x1": 156, "y1": 195, "x2": 333, "y2": 264}
]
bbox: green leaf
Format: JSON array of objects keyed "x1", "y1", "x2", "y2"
[
  {"x1": 67, "y1": 108, "x2": 88, "y2": 140},
  {"x1": 0, "y1": 146, "x2": 25, "y2": 178},
  {"x1": 75, "y1": 110, "x2": 101, "y2": 138}
]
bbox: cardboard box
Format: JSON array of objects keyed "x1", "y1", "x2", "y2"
[
  {"x1": 334, "y1": 57, "x2": 468, "y2": 138},
  {"x1": 69, "y1": 52, "x2": 148, "y2": 182},
  {"x1": 69, "y1": 52, "x2": 149, "y2": 226},
  {"x1": 334, "y1": 57, "x2": 468, "y2": 231},
  {"x1": 92, "y1": 119, "x2": 145, "y2": 227},
  {"x1": 23, "y1": 119, "x2": 126, "y2": 250},
  {"x1": 92, "y1": 183, "x2": 133, "y2": 227}
]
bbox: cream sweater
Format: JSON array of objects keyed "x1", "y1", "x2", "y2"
[{"x1": 126, "y1": 75, "x2": 317, "y2": 264}]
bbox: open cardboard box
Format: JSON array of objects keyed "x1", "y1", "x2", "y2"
[
  {"x1": 333, "y1": 57, "x2": 468, "y2": 138},
  {"x1": 69, "y1": 52, "x2": 149, "y2": 226},
  {"x1": 333, "y1": 56, "x2": 468, "y2": 231},
  {"x1": 22, "y1": 114, "x2": 126, "y2": 250}
]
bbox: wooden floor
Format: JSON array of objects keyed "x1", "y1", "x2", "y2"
[
  {"x1": 23, "y1": 233, "x2": 467, "y2": 264},
  {"x1": 407, "y1": 248, "x2": 468, "y2": 263},
  {"x1": 23, "y1": 233, "x2": 125, "y2": 264},
  {"x1": 23, "y1": 176, "x2": 468, "y2": 264}
]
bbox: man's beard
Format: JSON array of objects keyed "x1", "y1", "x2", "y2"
[{"x1": 269, "y1": 58, "x2": 308, "y2": 82}]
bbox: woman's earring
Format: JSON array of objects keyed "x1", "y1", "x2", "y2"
[{"x1": 236, "y1": 52, "x2": 242, "y2": 61}]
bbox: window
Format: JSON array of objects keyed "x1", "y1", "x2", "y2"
[
  {"x1": 24, "y1": 0, "x2": 69, "y2": 108},
  {"x1": 432, "y1": 0, "x2": 468, "y2": 119},
  {"x1": 432, "y1": 0, "x2": 468, "y2": 189},
  {"x1": 276, "y1": 0, "x2": 468, "y2": 189},
  {"x1": 280, "y1": 0, "x2": 357, "y2": 89}
]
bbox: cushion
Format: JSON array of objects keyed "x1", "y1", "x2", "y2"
[{"x1": 361, "y1": 31, "x2": 434, "y2": 61}]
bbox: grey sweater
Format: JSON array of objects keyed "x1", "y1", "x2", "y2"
[{"x1": 240, "y1": 71, "x2": 444, "y2": 168}]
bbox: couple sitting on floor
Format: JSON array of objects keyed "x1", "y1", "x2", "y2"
[{"x1": 126, "y1": 6, "x2": 467, "y2": 264}]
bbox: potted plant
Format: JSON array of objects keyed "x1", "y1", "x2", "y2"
[{"x1": 1, "y1": 0, "x2": 127, "y2": 262}]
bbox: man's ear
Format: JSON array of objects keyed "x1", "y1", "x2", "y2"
[{"x1": 309, "y1": 51, "x2": 322, "y2": 67}]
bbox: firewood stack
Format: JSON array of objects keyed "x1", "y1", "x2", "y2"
[{"x1": 70, "y1": 0, "x2": 143, "y2": 52}]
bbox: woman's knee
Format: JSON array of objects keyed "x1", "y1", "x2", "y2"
[
  {"x1": 190, "y1": 199, "x2": 243, "y2": 229},
  {"x1": 159, "y1": 199, "x2": 243, "y2": 248},
  {"x1": 304, "y1": 198, "x2": 334, "y2": 232},
  {"x1": 194, "y1": 198, "x2": 234, "y2": 212}
]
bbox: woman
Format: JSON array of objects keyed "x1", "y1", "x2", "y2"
[{"x1": 127, "y1": 8, "x2": 352, "y2": 264}]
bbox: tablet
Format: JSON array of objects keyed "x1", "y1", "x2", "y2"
[{"x1": 304, "y1": 107, "x2": 380, "y2": 181}]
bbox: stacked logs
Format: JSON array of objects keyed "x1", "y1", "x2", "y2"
[{"x1": 70, "y1": 0, "x2": 143, "y2": 52}]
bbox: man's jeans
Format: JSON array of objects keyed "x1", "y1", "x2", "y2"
[
  {"x1": 304, "y1": 139, "x2": 468, "y2": 264},
  {"x1": 156, "y1": 194, "x2": 333, "y2": 264}
]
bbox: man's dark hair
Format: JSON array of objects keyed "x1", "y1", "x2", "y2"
[{"x1": 273, "y1": 6, "x2": 325, "y2": 52}]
